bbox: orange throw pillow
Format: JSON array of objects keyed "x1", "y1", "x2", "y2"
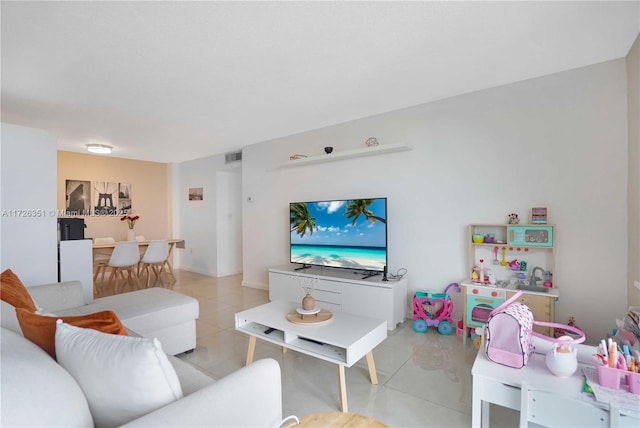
[
  {"x1": 16, "y1": 308, "x2": 128, "y2": 359},
  {"x1": 1, "y1": 269, "x2": 37, "y2": 312}
]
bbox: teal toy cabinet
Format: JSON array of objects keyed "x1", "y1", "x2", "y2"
[{"x1": 508, "y1": 225, "x2": 553, "y2": 247}]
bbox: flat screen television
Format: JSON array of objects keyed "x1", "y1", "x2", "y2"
[{"x1": 290, "y1": 197, "x2": 387, "y2": 274}]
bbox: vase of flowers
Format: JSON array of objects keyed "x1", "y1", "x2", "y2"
[{"x1": 121, "y1": 214, "x2": 139, "y2": 241}]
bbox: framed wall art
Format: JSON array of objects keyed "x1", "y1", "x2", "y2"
[
  {"x1": 93, "y1": 181, "x2": 119, "y2": 215},
  {"x1": 189, "y1": 187, "x2": 203, "y2": 201},
  {"x1": 65, "y1": 179, "x2": 91, "y2": 215},
  {"x1": 119, "y1": 183, "x2": 132, "y2": 213}
]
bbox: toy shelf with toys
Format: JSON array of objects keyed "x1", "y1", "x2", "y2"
[{"x1": 462, "y1": 219, "x2": 560, "y2": 347}]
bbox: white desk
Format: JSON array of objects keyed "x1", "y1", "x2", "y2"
[{"x1": 472, "y1": 338, "x2": 639, "y2": 427}]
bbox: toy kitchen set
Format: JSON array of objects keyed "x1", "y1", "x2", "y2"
[{"x1": 461, "y1": 212, "x2": 560, "y2": 346}]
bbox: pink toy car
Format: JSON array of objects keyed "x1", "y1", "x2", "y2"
[{"x1": 412, "y1": 282, "x2": 461, "y2": 335}]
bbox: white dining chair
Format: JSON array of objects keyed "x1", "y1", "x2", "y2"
[
  {"x1": 138, "y1": 240, "x2": 170, "y2": 287},
  {"x1": 106, "y1": 241, "x2": 141, "y2": 293},
  {"x1": 134, "y1": 235, "x2": 147, "y2": 257},
  {"x1": 93, "y1": 237, "x2": 115, "y2": 294}
]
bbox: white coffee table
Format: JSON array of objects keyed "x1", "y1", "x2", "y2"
[{"x1": 235, "y1": 300, "x2": 387, "y2": 412}]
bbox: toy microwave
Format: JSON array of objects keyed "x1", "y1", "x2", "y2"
[{"x1": 508, "y1": 225, "x2": 553, "y2": 247}]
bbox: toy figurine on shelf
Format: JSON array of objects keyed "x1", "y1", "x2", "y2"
[{"x1": 508, "y1": 213, "x2": 520, "y2": 224}]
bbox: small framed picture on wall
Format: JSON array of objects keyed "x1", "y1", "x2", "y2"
[{"x1": 189, "y1": 187, "x2": 203, "y2": 201}]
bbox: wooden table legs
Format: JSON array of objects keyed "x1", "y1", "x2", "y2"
[
  {"x1": 246, "y1": 336, "x2": 256, "y2": 365},
  {"x1": 366, "y1": 351, "x2": 378, "y2": 385},
  {"x1": 337, "y1": 351, "x2": 378, "y2": 413},
  {"x1": 337, "y1": 365, "x2": 348, "y2": 412},
  {"x1": 164, "y1": 243, "x2": 177, "y2": 283},
  {"x1": 244, "y1": 337, "x2": 378, "y2": 414}
]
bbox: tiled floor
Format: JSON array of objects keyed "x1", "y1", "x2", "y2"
[{"x1": 101, "y1": 269, "x2": 519, "y2": 427}]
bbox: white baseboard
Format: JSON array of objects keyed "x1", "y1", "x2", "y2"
[
  {"x1": 241, "y1": 279, "x2": 268, "y2": 290},
  {"x1": 216, "y1": 269, "x2": 243, "y2": 278},
  {"x1": 178, "y1": 266, "x2": 244, "y2": 279},
  {"x1": 178, "y1": 266, "x2": 216, "y2": 277}
]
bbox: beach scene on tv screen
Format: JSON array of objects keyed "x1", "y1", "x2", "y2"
[{"x1": 290, "y1": 198, "x2": 387, "y2": 271}]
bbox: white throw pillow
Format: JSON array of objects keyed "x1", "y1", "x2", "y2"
[{"x1": 55, "y1": 321, "x2": 183, "y2": 427}]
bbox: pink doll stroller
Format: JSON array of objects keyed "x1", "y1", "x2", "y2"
[{"x1": 413, "y1": 282, "x2": 461, "y2": 335}]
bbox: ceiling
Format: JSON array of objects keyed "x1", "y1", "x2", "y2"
[{"x1": 2, "y1": 1, "x2": 639, "y2": 164}]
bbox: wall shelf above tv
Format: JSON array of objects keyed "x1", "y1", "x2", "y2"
[{"x1": 279, "y1": 142, "x2": 412, "y2": 168}]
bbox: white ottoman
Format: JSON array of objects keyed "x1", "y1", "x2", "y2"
[{"x1": 56, "y1": 288, "x2": 199, "y2": 355}]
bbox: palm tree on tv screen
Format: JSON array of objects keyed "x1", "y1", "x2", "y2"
[
  {"x1": 290, "y1": 202, "x2": 317, "y2": 237},
  {"x1": 344, "y1": 199, "x2": 386, "y2": 225}
]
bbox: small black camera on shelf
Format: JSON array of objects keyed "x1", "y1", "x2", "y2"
[{"x1": 324, "y1": 146, "x2": 333, "y2": 154}]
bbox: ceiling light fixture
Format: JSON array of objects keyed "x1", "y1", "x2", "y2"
[{"x1": 86, "y1": 144, "x2": 113, "y2": 154}]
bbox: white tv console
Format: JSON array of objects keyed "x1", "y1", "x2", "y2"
[{"x1": 268, "y1": 265, "x2": 408, "y2": 331}]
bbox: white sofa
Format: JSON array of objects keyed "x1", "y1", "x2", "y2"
[
  {"x1": 1, "y1": 326, "x2": 283, "y2": 427},
  {"x1": 1, "y1": 280, "x2": 283, "y2": 427},
  {"x1": 2, "y1": 280, "x2": 198, "y2": 355}
]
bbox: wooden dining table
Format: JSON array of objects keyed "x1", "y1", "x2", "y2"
[{"x1": 92, "y1": 238, "x2": 185, "y2": 284}]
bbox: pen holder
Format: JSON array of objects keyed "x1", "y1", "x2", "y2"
[
  {"x1": 596, "y1": 364, "x2": 623, "y2": 389},
  {"x1": 627, "y1": 371, "x2": 640, "y2": 395}
]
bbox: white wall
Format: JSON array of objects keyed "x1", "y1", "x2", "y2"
[
  {"x1": 628, "y1": 34, "x2": 640, "y2": 307},
  {"x1": 242, "y1": 59, "x2": 628, "y2": 342},
  {"x1": 1, "y1": 123, "x2": 58, "y2": 285},
  {"x1": 216, "y1": 170, "x2": 243, "y2": 277},
  {"x1": 174, "y1": 154, "x2": 243, "y2": 277}
]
